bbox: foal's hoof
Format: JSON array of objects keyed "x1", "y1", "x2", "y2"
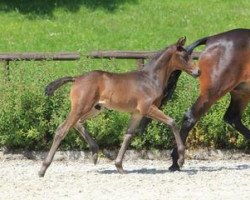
[
  {"x1": 177, "y1": 157, "x2": 184, "y2": 168},
  {"x1": 92, "y1": 153, "x2": 98, "y2": 165},
  {"x1": 168, "y1": 163, "x2": 180, "y2": 172},
  {"x1": 38, "y1": 171, "x2": 45, "y2": 178},
  {"x1": 116, "y1": 167, "x2": 127, "y2": 174},
  {"x1": 115, "y1": 163, "x2": 126, "y2": 174}
]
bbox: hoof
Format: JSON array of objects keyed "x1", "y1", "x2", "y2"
[
  {"x1": 168, "y1": 163, "x2": 180, "y2": 172},
  {"x1": 116, "y1": 167, "x2": 127, "y2": 174},
  {"x1": 178, "y1": 159, "x2": 184, "y2": 168},
  {"x1": 92, "y1": 153, "x2": 98, "y2": 165},
  {"x1": 38, "y1": 171, "x2": 45, "y2": 178},
  {"x1": 115, "y1": 162, "x2": 126, "y2": 174},
  {"x1": 176, "y1": 146, "x2": 185, "y2": 168},
  {"x1": 177, "y1": 156, "x2": 185, "y2": 168}
]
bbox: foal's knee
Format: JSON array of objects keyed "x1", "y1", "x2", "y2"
[{"x1": 168, "y1": 119, "x2": 178, "y2": 132}]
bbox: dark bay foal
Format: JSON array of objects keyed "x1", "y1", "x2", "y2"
[
  {"x1": 169, "y1": 28, "x2": 250, "y2": 171},
  {"x1": 39, "y1": 37, "x2": 200, "y2": 177}
]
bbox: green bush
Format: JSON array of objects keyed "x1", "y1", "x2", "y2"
[
  {"x1": 1, "y1": 0, "x2": 250, "y2": 151},
  {"x1": 0, "y1": 59, "x2": 250, "y2": 151}
]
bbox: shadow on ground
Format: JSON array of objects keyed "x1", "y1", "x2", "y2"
[
  {"x1": 0, "y1": 0, "x2": 138, "y2": 18},
  {"x1": 98, "y1": 168, "x2": 169, "y2": 174},
  {"x1": 98, "y1": 164, "x2": 250, "y2": 175},
  {"x1": 184, "y1": 164, "x2": 250, "y2": 175}
]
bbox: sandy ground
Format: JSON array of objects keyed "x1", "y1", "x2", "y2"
[{"x1": 0, "y1": 155, "x2": 250, "y2": 200}]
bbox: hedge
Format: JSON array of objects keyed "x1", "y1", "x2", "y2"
[{"x1": 0, "y1": 59, "x2": 250, "y2": 151}]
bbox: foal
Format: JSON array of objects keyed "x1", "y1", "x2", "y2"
[
  {"x1": 39, "y1": 37, "x2": 199, "y2": 177},
  {"x1": 169, "y1": 28, "x2": 250, "y2": 171}
]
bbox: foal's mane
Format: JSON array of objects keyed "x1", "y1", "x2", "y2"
[
  {"x1": 143, "y1": 45, "x2": 172, "y2": 70},
  {"x1": 143, "y1": 43, "x2": 181, "y2": 101}
]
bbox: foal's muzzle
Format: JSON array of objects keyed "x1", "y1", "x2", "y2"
[{"x1": 191, "y1": 68, "x2": 201, "y2": 78}]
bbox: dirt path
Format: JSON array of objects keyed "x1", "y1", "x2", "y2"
[{"x1": 1, "y1": 156, "x2": 250, "y2": 200}]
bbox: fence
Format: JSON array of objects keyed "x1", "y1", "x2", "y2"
[{"x1": 0, "y1": 51, "x2": 201, "y2": 73}]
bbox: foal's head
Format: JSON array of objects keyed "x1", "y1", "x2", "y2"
[{"x1": 170, "y1": 37, "x2": 200, "y2": 77}]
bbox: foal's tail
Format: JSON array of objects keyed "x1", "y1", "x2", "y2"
[
  {"x1": 185, "y1": 37, "x2": 208, "y2": 54},
  {"x1": 45, "y1": 76, "x2": 75, "y2": 96}
]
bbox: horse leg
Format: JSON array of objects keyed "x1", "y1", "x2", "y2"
[
  {"x1": 115, "y1": 114, "x2": 142, "y2": 173},
  {"x1": 38, "y1": 111, "x2": 80, "y2": 177},
  {"x1": 169, "y1": 94, "x2": 222, "y2": 171},
  {"x1": 74, "y1": 122, "x2": 99, "y2": 164},
  {"x1": 39, "y1": 87, "x2": 97, "y2": 177},
  {"x1": 223, "y1": 91, "x2": 250, "y2": 139},
  {"x1": 138, "y1": 71, "x2": 182, "y2": 134},
  {"x1": 146, "y1": 105, "x2": 185, "y2": 167}
]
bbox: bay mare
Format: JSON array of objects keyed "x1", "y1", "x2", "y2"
[{"x1": 169, "y1": 29, "x2": 250, "y2": 171}]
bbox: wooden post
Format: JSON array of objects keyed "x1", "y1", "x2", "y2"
[
  {"x1": 2, "y1": 60, "x2": 10, "y2": 81},
  {"x1": 136, "y1": 58, "x2": 145, "y2": 69}
]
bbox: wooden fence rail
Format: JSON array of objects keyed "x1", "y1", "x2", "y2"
[
  {"x1": 0, "y1": 51, "x2": 201, "y2": 70},
  {"x1": 0, "y1": 51, "x2": 201, "y2": 61},
  {"x1": 88, "y1": 51, "x2": 201, "y2": 60},
  {"x1": 0, "y1": 52, "x2": 80, "y2": 62}
]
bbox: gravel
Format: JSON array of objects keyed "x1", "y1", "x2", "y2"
[{"x1": 0, "y1": 151, "x2": 250, "y2": 200}]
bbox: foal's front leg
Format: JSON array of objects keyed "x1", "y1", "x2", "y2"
[
  {"x1": 115, "y1": 114, "x2": 142, "y2": 173},
  {"x1": 146, "y1": 105, "x2": 185, "y2": 167}
]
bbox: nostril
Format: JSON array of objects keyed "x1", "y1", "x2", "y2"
[{"x1": 192, "y1": 69, "x2": 201, "y2": 77}]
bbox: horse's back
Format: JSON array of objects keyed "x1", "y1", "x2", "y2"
[{"x1": 206, "y1": 28, "x2": 250, "y2": 49}]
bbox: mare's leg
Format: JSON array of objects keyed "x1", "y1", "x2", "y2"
[
  {"x1": 223, "y1": 91, "x2": 250, "y2": 139},
  {"x1": 115, "y1": 114, "x2": 142, "y2": 173},
  {"x1": 169, "y1": 43, "x2": 237, "y2": 171},
  {"x1": 169, "y1": 92, "x2": 225, "y2": 171},
  {"x1": 146, "y1": 105, "x2": 185, "y2": 167},
  {"x1": 74, "y1": 122, "x2": 99, "y2": 164},
  {"x1": 38, "y1": 111, "x2": 81, "y2": 177}
]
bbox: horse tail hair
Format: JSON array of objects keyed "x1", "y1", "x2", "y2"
[
  {"x1": 45, "y1": 76, "x2": 75, "y2": 96},
  {"x1": 185, "y1": 37, "x2": 208, "y2": 54}
]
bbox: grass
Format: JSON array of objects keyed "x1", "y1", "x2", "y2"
[
  {"x1": 0, "y1": 0, "x2": 250, "y2": 150},
  {"x1": 0, "y1": 0, "x2": 249, "y2": 52}
]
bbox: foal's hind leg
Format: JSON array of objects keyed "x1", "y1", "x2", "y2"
[
  {"x1": 223, "y1": 91, "x2": 250, "y2": 139},
  {"x1": 115, "y1": 114, "x2": 142, "y2": 173},
  {"x1": 74, "y1": 122, "x2": 99, "y2": 164},
  {"x1": 38, "y1": 111, "x2": 80, "y2": 177}
]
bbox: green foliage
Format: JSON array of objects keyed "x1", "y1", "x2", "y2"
[
  {"x1": 86, "y1": 111, "x2": 129, "y2": 148},
  {"x1": 0, "y1": 0, "x2": 250, "y2": 150}
]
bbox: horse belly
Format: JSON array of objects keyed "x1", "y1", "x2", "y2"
[{"x1": 98, "y1": 90, "x2": 139, "y2": 113}]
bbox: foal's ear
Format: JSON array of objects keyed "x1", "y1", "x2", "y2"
[{"x1": 176, "y1": 36, "x2": 186, "y2": 47}]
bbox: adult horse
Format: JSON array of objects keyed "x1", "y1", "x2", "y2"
[
  {"x1": 169, "y1": 28, "x2": 250, "y2": 171},
  {"x1": 39, "y1": 37, "x2": 200, "y2": 177}
]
